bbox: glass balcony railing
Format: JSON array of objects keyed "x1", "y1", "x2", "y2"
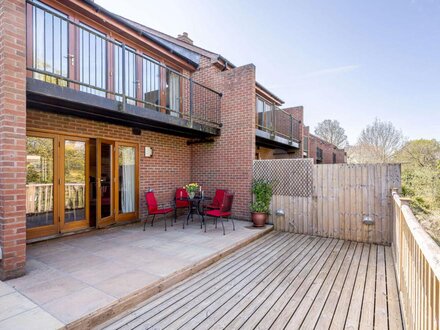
[{"x1": 26, "y1": 0, "x2": 222, "y2": 128}]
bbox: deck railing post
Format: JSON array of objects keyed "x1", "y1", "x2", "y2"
[
  {"x1": 121, "y1": 42, "x2": 126, "y2": 111},
  {"x1": 189, "y1": 78, "x2": 193, "y2": 127}
]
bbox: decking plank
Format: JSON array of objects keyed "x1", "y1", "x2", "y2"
[
  {"x1": 109, "y1": 232, "x2": 288, "y2": 330},
  {"x1": 197, "y1": 236, "x2": 323, "y2": 330},
  {"x1": 375, "y1": 245, "x2": 389, "y2": 330},
  {"x1": 271, "y1": 240, "x2": 345, "y2": 329},
  {"x1": 253, "y1": 239, "x2": 338, "y2": 330},
  {"x1": 344, "y1": 242, "x2": 371, "y2": 329},
  {"x1": 222, "y1": 237, "x2": 329, "y2": 330},
  {"x1": 159, "y1": 235, "x2": 311, "y2": 329},
  {"x1": 300, "y1": 241, "x2": 356, "y2": 329},
  {"x1": 385, "y1": 247, "x2": 404, "y2": 330},
  {"x1": 285, "y1": 240, "x2": 351, "y2": 329},
  {"x1": 102, "y1": 234, "x2": 404, "y2": 330},
  {"x1": 329, "y1": 243, "x2": 365, "y2": 329},
  {"x1": 181, "y1": 235, "x2": 317, "y2": 329},
  {"x1": 360, "y1": 244, "x2": 377, "y2": 329},
  {"x1": 141, "y1": 233, "x2": 303, "y2": 329}
]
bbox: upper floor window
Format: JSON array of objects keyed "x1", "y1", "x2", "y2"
[
  {"x1": 31, "y1": 0, "x2": 68, "y2": 86},
  {"x1": 79, "y1": 23, "x2": 107, "y2": 96},
  {"x1": 256, "y1": 96, "x2": 273, "y2": 130},
  {"x1": 333, "y1": 153, "x2": 337, "y2": 163}
]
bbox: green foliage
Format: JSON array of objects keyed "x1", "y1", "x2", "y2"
[
  {"x1": 398, "y1": 139, "x2": 440, "y2": 213},
  {"x1": 250, "y1": 179, "x2": 273, "y2": 213}
]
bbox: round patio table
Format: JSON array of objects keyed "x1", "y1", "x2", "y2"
[{"x1": 178, "y1": 196, "x2": 212, "y2": 229}]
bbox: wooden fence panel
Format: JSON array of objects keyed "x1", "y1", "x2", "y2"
[{"x1": 257, "y1": 161, "x2": 401, "y2": 245}]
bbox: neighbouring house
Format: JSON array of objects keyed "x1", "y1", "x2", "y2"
[
  {"x1": 255, "y1": 105, "x2": 346, "y2": 163},
  {"x1": 0, "y1": 0, "x2": 340, "y2": 280}
]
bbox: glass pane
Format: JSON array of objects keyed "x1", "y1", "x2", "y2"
[
  {"x1": 114, "y1": 45, "x2": 136, "y2": 104},
  {"x1": 100, "y1": 143, "x2": 112, "y2": 218},
  {"x1": 32, "y1": 1, "x2": 68, "y2": 86},
  {"x1": 166, "y1": 71, "x2": 180, "y2": 116},
  {"x1": 118, "y1": 146, "x2": 135, "y2": 214},
  {"x1": 142, "y1": 57, "x2": 160, "y2": 111},
  {"x1": 64, "y1": 140, "x2": 86, "y2": 223},
  {"x1": 79, "y1": 23, "x2": 107, "y2": 96},
  {"x1": 26, "y1": 137, "x2": 54, "y2": 228}
]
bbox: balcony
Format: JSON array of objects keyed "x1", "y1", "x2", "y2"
[
  {"x1": 256, "y1": 98, "x2": 301, "y2": 149},
  {"x1": 25, "y1": 1, "x2": 221, "y2": 137}
]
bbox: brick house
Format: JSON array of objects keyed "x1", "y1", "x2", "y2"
[
  {"x1": 255, "y1": 106, "x2": 346, "y2": 164},
  {"x1": 0, "y1": 0, "x2": 342, "y2": 279}
]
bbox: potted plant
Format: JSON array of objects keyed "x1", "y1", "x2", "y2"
[
  {"x1": 250, "y1": 179, "x2": 273, "y2": 227},
  {"x1": 184, "y1": 183, "x2": 199, "y2": 199}
]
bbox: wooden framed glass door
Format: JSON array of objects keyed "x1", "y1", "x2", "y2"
[
  {"x1": 26, "y1": 132, "x2": 59, "y2": 240},
  {"x1": 60, "y1": 136, "x2": 89, "y2": 232},
  {"x1": 96, "y1": 139, "x2": 115, "y2": 228},
  {"x1": 115, "y1": 142, "x2": 139, "y2": 222}
]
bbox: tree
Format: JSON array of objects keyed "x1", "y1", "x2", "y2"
[
  {"x1": 354, "y1": 118, "x2": 405, "y2": 163},
  {"x1": 314, "y1": 119, "x2": 347, "y2": 148},
  {"x1": 395, "y1": 139, "x2": 440, "y2": 212}
]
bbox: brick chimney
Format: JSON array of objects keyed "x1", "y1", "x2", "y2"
[{"x1": 177, "y1": 32, "x2": 193, "y2": 45}]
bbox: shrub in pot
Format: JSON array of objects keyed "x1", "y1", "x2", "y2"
[{"x1": 250, "y1": 179, "x2": 273, "y2": 227}]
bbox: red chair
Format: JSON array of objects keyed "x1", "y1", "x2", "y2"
[
  {"x1": 144, "y1": 191, "x2": 173, "y2": 231},
  {"x1": 174, "y1": 188, "x2": 190, "y2": 227},
  {"x1": 204, "y1": 193, "x2": 235, "y2": 235},
  {"x1": 206, "y1": 189, "x2": 227, "y2": 210}
]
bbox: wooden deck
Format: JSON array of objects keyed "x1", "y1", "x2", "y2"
[{"x1": 102, "y1": 232, "x2": 404, "y2": 330}]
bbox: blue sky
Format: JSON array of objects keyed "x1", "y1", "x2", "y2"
[{"x1": 97, "y1": 0, "x2": 440, "y2": 144}]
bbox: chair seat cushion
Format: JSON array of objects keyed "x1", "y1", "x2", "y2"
[
  {"x1": 205, "y1": 209, "x2": 231, "y2": 218},
  {"x1": 176, "y1": 201, "x2": 190, "y2": 208},
  {"x1": 150, "y1": 207, "x2": 173, "y2": 215},
  {"x1": 206, "y1": 204, "x2": 220, "y2": 210}
]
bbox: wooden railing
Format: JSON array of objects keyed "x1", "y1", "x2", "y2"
[
  {"x1": 392, "y1": 190, "x2": 440, "y2": 330},
  {"x1": 26, "y1": 183, "x2": 85, "y2": 214}
]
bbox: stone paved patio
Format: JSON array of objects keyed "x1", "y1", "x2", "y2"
[{"x1": 0, "y1": 217, "x2": 271, "y2": 329}]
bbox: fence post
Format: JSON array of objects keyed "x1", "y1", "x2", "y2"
[
  {"x1": 189, "y1": 78, "x2": 193, "y2": 127},
  {"x1": 121, "y1": 42, "x2": 126, "y2": 111}
]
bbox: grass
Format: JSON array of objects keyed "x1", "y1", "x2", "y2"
[{"x1": 416, "y1": 210, "x2": 440, "y2": 246}]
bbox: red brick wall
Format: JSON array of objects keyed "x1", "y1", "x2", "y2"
[
  {"x1": 308, "y1": 134, "x2": 346, "y2": 164},
  {"x1": 0, "y1": 0, "x2": 27, "y2": 280},
  {"x1": 191, "y1": 60, "x2": 256, "y2": 220},
  {"x1": 26, "y1": 110, "x2": 191, "y2": 219}
]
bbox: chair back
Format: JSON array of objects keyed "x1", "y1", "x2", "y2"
[
  {"x1": 145, "y1": 191, "x2": 158, "y2": 213},
  {"x1": 212, "y1": 189, "x2": 227, "y2": 208},
  {"x1": 175, "y1": 188, "x2": 190, "y2": 207},
  {"x1": 220, "y1": 193, "x2": 234, "y2": 213}
]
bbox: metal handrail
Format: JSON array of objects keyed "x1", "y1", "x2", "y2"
[
  {"x1": 256, "y1": 96, "x2": 301, "y2": 144},
  {"x1": 26, "y1": 0, "x2": 222, "y2": 127}
]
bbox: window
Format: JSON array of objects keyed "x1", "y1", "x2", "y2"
[
  {"x1": 256, "y1": 97, "x2": 273, "y2": 130},
  {"x1": 79, "y1": 23, "x2": 107, "y2": 96},
  {"x1": 316, "y1": 147, "x2": 323, "y2": 163},
  {"x1": 142, "y1": 57, "x2": 160, "y2": 111},
  {"x1": 114, "y1": 44, "x2": 137, "y2": 104},
  {"x1": 166, "y1": 70, "x2": 181, "y2": 115},
  {"x1": 333, "y1": 153, "x2": 337, "y2": 164},
  {"x1": 32, "y1": 0, "x2": 68, "y2": 86}
]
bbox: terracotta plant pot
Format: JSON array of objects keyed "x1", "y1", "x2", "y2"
[{"x1": 251, "y1": 212, "x2": 267, "y2": 227}]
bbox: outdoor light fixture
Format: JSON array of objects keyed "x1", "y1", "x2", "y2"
[
  {"x1": 363, "y1": 215, "x2": 374, "y2": 225},
  {"x1": 144, "y1": 147, "x2": 153, "y2": 158},
  {"x1": 276, "y1": 209, "x2": 285, "y2": 216}
]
